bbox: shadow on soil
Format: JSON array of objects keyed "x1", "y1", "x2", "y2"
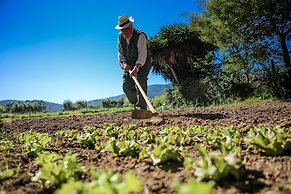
[
  {"x1": 217, "y1": 169, "x2": 266, "y2": 193},
  {"x1": 159, "y1": 160, "x2": 184, "y2": 173},
  {"x1": 164, "y1": 113, "x2": 226, "y2": 120},
  {"x1": 39, "y1": 188, "x2": 55, "y2": 194}
]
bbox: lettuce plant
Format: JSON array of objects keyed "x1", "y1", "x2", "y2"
[
  {"x1": 54, "y1": 170, "x2": 142, "y2": 194},
  {"x1": 55, "y1": 129, "x2": 79, "y2": 141},
  {"x1": 137, "y1": 131, "x2": 155, "y2": 145},
  {"x1": 32, "y1": 152, "x2": 84, "y2": 188},
  {"x1": 245, "y1": 126, "x2": 291, "y2": 155},
  {"x1": 160, "y1": 126, "x2": 187, "y2": 146},
  {"x1": 103, "y1": 137, "x2": 140, "y2": 157},
  {"x1": 34, "y1": 151, "x2": 62, "y2": 166},
  {"x1": 0, "y1": 139, "x2": 14, "y2": 153},
  {"x1": 117, "y1": 124, "x2": 142, "y2": 140},
  {"x1": 103, "y1": 123, "x2": 123, "y2": 139},
  {"x1": 172, "y1": 178, "x2": 215, "y2": 194},
  {"x1": 103, "y1": 124, "x2": 150, "y2": 142},
  {"x1": 205, "y1": 126, "x2": 241, "y2": 152},
  {"x1": 18, "y1": 131, "x2": 51, "y2": 157},
  {"x1": 0, "y1": 165, "x2": 14, "y2": 180},
  {"x1": 145, "y1": 136, "x2": 182, "y2": 165},
  {"x1": 186, "y1": 126, "x2": 207, "y2": 137},
  {"x1": 77, "y1": 130, "x2": 100, "y2": 149},
  {"x1": 191, "y1": 146, "x2": 245, "y2": 182}
]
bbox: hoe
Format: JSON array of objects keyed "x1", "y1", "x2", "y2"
[{"x1": 130, "y1": 73, "x2": 159, "y2": 119}]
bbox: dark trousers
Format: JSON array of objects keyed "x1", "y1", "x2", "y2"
[{"x1": 123, "y1": 63, "x2": 151, "y2": 109}]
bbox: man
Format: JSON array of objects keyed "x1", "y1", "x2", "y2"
[{"x1": 115, "y1": 15, "x2": 151, "y2": 110}]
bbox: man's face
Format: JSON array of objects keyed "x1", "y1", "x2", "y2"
[{"x1": 121, "y1": 25, "x2": 133, "y2": 38}]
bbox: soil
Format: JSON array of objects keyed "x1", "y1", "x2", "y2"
[{"x1": 1, "y1": 101, "x2": 290, "y2": 194}]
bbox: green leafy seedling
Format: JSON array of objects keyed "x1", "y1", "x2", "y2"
[
  {"x1": 172, "y1": 178, "x2": 215, "y2": 194},
  {"x1": 18, "y1": 131, "x2": 51, "y2": 157},
  {"x1": 245, "y1": 126, "x2": 291, "y2": 155},
  {"x1": 55, "y1": 170, "x2": 142, "y2": 194}
]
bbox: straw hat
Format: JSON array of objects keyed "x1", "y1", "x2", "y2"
[{"x1": 115, "y1": 15, "x2": 134, "y2": 30}]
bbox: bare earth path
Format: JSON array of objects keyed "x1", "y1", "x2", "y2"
[{"x1": 1, "y1": 101, "x2": 290, "y2": 194}]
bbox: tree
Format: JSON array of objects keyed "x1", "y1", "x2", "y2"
[
  {"x1": 203, "y1": 0, "x2": 291, "y2": 97},
  {"x1": 10, "y1": 102, "x2": 25, "y2": 113},
  {"x1": 102, "y1": 98, "x2": 124, "y2": 108},
  {"x1": 26, "y1": 100, "x2": 47, "y2": 113},
  {"x1": 0, "y1": 105, "x2": 7, "y2": 113},
  {"x1": 149, "y1": 24, "x2": 216, "y2": 101},
  {"x1": 63, "y1": 100, "x2": 75, "y2": 111},
  {"x1": 75, "y1": 100, "x2": 87, "y2": 109}
]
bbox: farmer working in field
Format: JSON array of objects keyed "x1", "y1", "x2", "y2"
[{"x1": 115, "y1": 15, "x2": 151, "y2": 110}]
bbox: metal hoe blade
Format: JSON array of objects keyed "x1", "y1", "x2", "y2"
[{"x1": 131, "y1": 109, "x2": 153, "y2": 119}]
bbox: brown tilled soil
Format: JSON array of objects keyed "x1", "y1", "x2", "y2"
[{"x1": 1, "y1": 101, "x2": 290, "y2": 194}]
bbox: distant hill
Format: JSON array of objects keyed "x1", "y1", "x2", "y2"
[
  {"x1": 0, "y1": 100, "x2": 63, "y2": 112},
  {"x1": 0, "y1": 100, "x2": 20, "y2": 105},
  {"x1": 147, "y1": 83, "x2": 172, "y2": 98},
  {"x1": 87, "y1": 83, "x2": 172, "y2": 106},
  {"x1": 0, "y1": 83, "x2": 172, "y2": 112},
  {"x1": 87, "y1": 94, "x2": 125, "y2": 107},
  {"x1": 43, "y1": 101, "x2": 63, "y2": 112}
]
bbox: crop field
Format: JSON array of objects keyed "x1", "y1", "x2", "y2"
[{"x1": 0, "y1": 101, "x2": 290, "y2": 194}]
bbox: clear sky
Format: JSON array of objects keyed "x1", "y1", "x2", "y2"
[{"x1": 0, "y1": 0, "x2": 201, "y2": 104}]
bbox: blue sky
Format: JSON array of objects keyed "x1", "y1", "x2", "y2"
[{"x1": 0, "y1": 0, "x2": 201, "y2": 104}]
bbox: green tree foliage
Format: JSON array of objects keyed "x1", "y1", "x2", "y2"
[
  {"x1": 63, "y1": 100, "x2": 88, "y2": 111},
  {"x1": 208, "y1": 0, "x2": 290, "y2": 68},
  {"x1": 192, "y1": 0, "x2": 291, "y2": 98},
  {"x1": 149, "y1": 24, "x2": 216, "y2": 102},
  {"x1": 3, "y1": 100, "x2": 47, "y2": 113},
  {"x1": 151, "y1": 93, "x2": 166, "y2": 108},
  {"x1": 0, "y1": 105, "x2": 6, "y2": 113},
  {"x1": 11, "y1": 102, "x2": 25, "y2": 113},
  {"x1": 164, "y1": 86, "x2": 189, "y2": 108},
  {"x1": 102, "y1": 98, "x2": 124, "y2": 108},
  {"x1": 63, "y1": 100, "x2": 75, "y2": 111},
  {"x1": 75, "y1": 100, "x2": 88, "y2": 109}
]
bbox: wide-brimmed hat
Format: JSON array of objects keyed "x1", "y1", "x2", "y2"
[{"x1": 115, "y1": 15, "x2": 134, "y2": 30}]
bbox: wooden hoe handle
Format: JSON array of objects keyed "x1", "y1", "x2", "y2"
[{"x1": 131, "y1": 75, "x2": 158, "y2": 115}]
